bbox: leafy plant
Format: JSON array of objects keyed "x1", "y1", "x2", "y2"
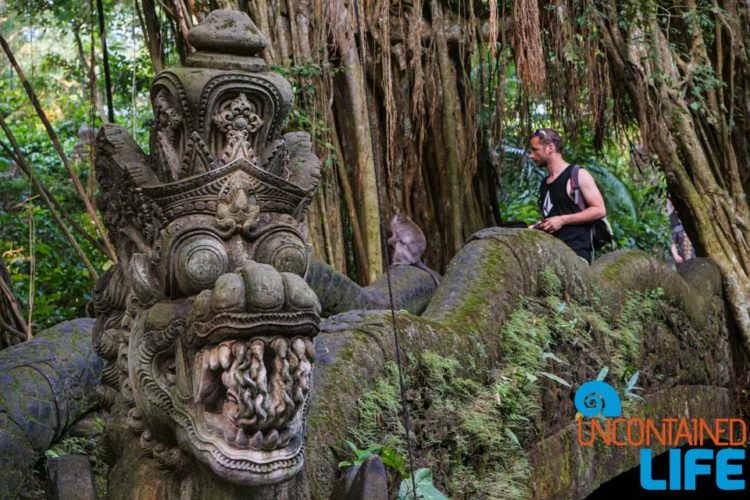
[
  {"x1": 337, "y1": 440, "x2": 408, "y2": 478},
  {"x1": 398, "y1": 469, "x2": 449, "y2": 500},
  {"x1": 44, "y1": 436, "x2": 88, "y2": 459},
  {"x1": 623, "y1": 371, "x2": 645, "y2": 401},
  {"x1": 337, "y1": 440, "x2": 381, "y2": 469}
]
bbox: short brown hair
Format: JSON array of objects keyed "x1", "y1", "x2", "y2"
[{"x1": 531, "y1": 128, "x2": 563, "y2": 152}]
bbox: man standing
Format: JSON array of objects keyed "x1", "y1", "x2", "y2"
[{"x1": 528, "y1": 128, "x2": 607, "y2": 263}]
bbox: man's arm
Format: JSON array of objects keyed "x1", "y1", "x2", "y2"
[{"x1": 538, "y1": 169, "x2": 606, "y2": 233}]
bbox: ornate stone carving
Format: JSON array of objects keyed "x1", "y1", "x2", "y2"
[{"x1": 93, "y1": 10, "x2": 321, "y2": 490}]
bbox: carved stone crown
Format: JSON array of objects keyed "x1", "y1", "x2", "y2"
[{"x1": 97, "y1": 10, "x2": 320, "y2": 241}]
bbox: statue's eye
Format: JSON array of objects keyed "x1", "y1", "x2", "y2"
[
  {"x1": 254, "y1": 231, "x2": 308, "y2": 276},
  {"x1": 173, "y1": 235, "x2": 229, "y2": 295}
]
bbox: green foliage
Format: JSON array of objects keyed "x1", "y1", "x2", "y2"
[
  {"x1": 342, "y1": 276, "x2": 670, "y2": 498},
  {"x1": 338, "y1": 440, "x2": 408, "y2": 478},
  {"x1": 349, "y1": 362, "x2": 406, "y2": 453},
  {"x1": 398, "y1": 469, "x2": 449, "y2": 500},
  {"x1": 348, "y1": 352, "x2": 533, "y2": 498},
  {"x1": 44, "y1": 437, "x2": 89, "y2": 459},
  {"x1": 0, "y1": 1, "x2": 153, "y2": 328}
]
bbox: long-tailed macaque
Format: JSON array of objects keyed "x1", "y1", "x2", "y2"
[
  {"x1": 388, "y1": 213, "x2": 440, "y2": 284},
  {"x1": 388, "y1": 213, "x2": 426, "y2": 265}
]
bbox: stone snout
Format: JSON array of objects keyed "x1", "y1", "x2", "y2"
[{"x1": 186, "y1": 260, "x2": 321, "y2": 345}]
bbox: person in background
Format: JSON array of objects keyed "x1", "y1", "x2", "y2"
[
  {"x1": 528, "y1": 128, "x2": 607, "y2": 263},
  {"x1": 667, "y1": 198, "x2": 695, "y2": 264}
]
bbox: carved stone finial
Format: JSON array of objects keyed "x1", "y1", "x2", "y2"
[
  {"x1": 186, "y1": 10, "x2": 268, "y2": 72},
  {"x1": 188, "y1": 9, "x2": 266, "y2": 56}
]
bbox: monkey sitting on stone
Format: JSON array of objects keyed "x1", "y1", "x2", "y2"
[{"x1": 388, "y1": 213, "x2": 441, "y2": 284}]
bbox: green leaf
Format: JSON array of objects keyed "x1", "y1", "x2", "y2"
[
  {"x1": 357, "y1": 443, "x2": 382, "y2": 460},
  {"x1": 380, "y1": 447, "x2": 407, "y2": 477},
  {"x1": 505, "y1": 427, "x2": 521, "y2": 447},
  {"x1": 398, "y1": 468, "x2": 449, "y2": 500},
  {"x1": 541, "y1": 352, "x2": 566, "y2": 365},
  {"x1": 539, "y1": 371, "x2": 572, "y2": 388}
]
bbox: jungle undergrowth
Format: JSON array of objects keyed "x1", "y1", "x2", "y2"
[{"x1": 344, "y1": 270, "x2": 667, "y2": 499}]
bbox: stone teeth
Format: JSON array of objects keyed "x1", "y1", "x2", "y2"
[
  {"x1": 232, "y1": 342, "x2": 247, "y2": 362},
  {"x1": 235, "y1": 428, "x2": 249, "y2": 447},
  {"x1": 306, "y1": 340, "x2": 315, "y2": 362},
  {"x1": 209, "y1": 349, "x2": 220, "y2": 371},
  {"x1": 219, "y1": 344, "x2": 232, "y2": 369},
  {"x1": 249, "y1": 430, "x2": 264, "y2": 450},
  {"x1": 264, "y1": 429, "x2": 280, "y2": 450},
  {"x1": 278, "y1": 430, "x2": 293, "y2": 448},
  {"x1": 272, "y1": 337, "x2": 288, "y2": 358}
]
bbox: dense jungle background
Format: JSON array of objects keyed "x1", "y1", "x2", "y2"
[
  {"x1": 3, "y1": 0, "x2": 750, "y2": 497},
  {"x1": 1, "y1": 0, "x2": 687, "y2": 334}
]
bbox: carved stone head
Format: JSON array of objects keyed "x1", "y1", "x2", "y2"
[{"x1": 93, "y1": 10, "x2": 321, "y2": 487}]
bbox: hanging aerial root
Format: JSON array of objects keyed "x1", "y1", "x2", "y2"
[{"x1": 512, "y1": 0, "x2": 546, "y2": 94}]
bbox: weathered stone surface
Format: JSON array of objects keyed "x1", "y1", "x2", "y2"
[
  {"x1": 187, "y1": 9, "x2": 266, "y2": 55},
  {"x1": 330, "y1": 455, "x2": 388, "y2": 500},
  {"x1": 0, "y1": 227, "x2": 737, "y2": 499},
  {"x1": 46, "y1": 454, "x2": 97, "y2": 500},
  {"x1": 306, "y1": 259, "x2": 439, "y2": 317},
  {"x1": 0, "y1": 318, "x2": 100, "y2": 497}
]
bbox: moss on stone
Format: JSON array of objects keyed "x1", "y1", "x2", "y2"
[{"x1": 316, "y1": 275, "x2": 676, "y2": 498}]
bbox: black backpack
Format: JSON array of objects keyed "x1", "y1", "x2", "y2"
[{"x1": 570, "y1": 165, "x2": 614, "y2": 251}]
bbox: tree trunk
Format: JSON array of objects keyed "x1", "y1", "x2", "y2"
[{"x1": 596, "y1": 0, "x2": 750, "y2": 357}]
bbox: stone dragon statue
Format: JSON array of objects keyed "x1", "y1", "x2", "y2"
[{"x1": 91, "y1": 11, "x2": 323, "y2": 497}]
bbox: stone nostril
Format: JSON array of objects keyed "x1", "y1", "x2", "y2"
[
  {"x1": 240, "y1": 261, "x2": 284, "y2": 310},
  {"x1": 210, "y1": 273, "x2": 246, "y2": 312},
  {"x1": 281, "y1": 272, "x2": 321, "y2": 314}
]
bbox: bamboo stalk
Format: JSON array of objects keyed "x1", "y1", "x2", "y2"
[
  {"x1": 328, "y1": 106, "x2": 368, "y2": 279},
  {"x1": 0, "y1": 258, "x2": 28, "y2": 344},
  {"x1": 138, "y1": 0, "x2": 165, "y2": 73},
  {"x1": 0, "y1": 116, "x2": 100, "y2": 280},
  {"x1": 0, "y1": 33, "x2": 117, "y2": 263},
  {"x1": 96, "y1": 0, "x2": 116, "y2": 122},
  {"x1": 27, "y1": 206, "x2": 34, "y2": 340},
  {"x1": 333, "y1": 3, "x2": 383, "y2": 283},
  {"x1": 88, "y1": 0, "x2": 99, "y2": 200},
  {"x1": 0, "y1": 138, "x2": 108, "y2": 256}
]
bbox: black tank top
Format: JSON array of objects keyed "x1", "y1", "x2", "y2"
[{"x1": 539, "y1": 165, "x2": 593, "y2": 262}]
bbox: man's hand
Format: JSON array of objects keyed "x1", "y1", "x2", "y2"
[{"x1": 538, "y1": 216, "x2": 565, "y2": 233}]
